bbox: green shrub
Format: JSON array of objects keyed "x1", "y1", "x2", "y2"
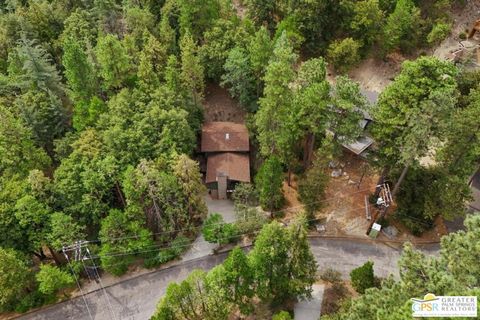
[
  {"x1": 232, "y1": 183, "x2": 259, "y2": 208},
  {"x1": 144, "y1": 236, "x2": 192, "y2": 268},
  {"x1": 203, "y1": 213, "x2": 239, "y2": 245},
  {"x1": 459, "y1": 31, "x2": 467, "y2": 40},
  {"x1": 169, "y1": 236, "x2": 191, "y2": 256},
  {"x1": 350, "y1": 261, "x2": 375, "y2": 294},
  {"x1": 272, "y1": 311, "x2": 292, "y2": 320},
  {"x1": 327, "y1": 38, "x2": 362, "y2": 74},
  {"x1": 234, "y1": 206, "x2": 267, "y2": 234},
  {"x1": 14, "y1": 290, "x2": 52, "y2": 313},
  {"x1": 36, "y1": 264, "x2": 74, "y2": 296},
  {"x1": 154, "y1": 250, "x2": 177, "y2": 265},
  {"x1": 427, "y1": 22, "x2": 451, "y2": 45}
]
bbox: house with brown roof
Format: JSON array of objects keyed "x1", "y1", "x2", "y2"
[{"x1": 201, "y1": 122, "x2": 250, "y2": 199}]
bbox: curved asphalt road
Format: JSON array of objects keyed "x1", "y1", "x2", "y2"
[{"x1": 17, "y1": 239, "x2": 439, "y2": 320}]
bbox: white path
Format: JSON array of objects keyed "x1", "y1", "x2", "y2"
[
  {"x1": 181, "y1": 195, "x2": 236, "y2": 261},
  {"x1": 294, "y1": 284, "x2": 325, "y2": 320}
]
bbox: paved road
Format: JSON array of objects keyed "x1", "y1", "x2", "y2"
[{"x1": 18, "y1": 239, "x2": 438, "y2": 320}]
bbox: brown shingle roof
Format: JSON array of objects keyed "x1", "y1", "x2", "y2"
[
  {"x1": 201, "y1": 122, "x2": 249, "y2": 152},
  {"x1": 206, "y1": 152, "x2": 250, "y2": 183}
]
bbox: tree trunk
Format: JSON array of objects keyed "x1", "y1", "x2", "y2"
[
  {"x1": 287, "y1": 165, "x2": 292, "y2": 187},
  {"x1": 392, "y1": 165, "x2": 409, "y2": 197},
  {"x1": 48, "y1": 246, "x2": 62, "y2": 266},
  {"x1": 33, "y1": 248, "x2": 47, "y2": 260},
  {"x1": 115, "y1": 181, "x2": 126, "y2": 208},
  {"x1": 303, "y1": 133, "x2": 315, "y2": 169},
  {"x1": 375, "y1": 165, "x2": 409, "y2": 226},
  {"x1": 357, "y1": 165, "x2": 367, "y2": 189}
]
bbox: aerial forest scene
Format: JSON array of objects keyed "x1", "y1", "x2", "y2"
[{"x1": 0, "y1": 0, "x2": 479, "y2": 319}]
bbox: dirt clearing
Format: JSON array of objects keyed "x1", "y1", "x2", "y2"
[{"x1": 202, "y1": 82, "x2": 246, "y2": 123}]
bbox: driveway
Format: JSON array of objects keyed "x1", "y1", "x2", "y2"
[
  {"x1": 294, "y1": 284, "x2": 325, "y2": 320},
  {"x1": 181, "y1": 195, "x2": 235, "y2": 261},
  {"x1": 17, "y1": 239, "x2": 439, "y2": 320},
  {"x1": 203, "y1": 195, "x2": 236, "y2": 222}
]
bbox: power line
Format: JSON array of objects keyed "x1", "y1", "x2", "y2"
[
  {"x1": 63, "y1": 241, "x2": 118, "y2": 320},
  {"x1": 88, "y1": 205, "x2": 367, "y2": 261},
  {"x1": 86, "y1": 247, "x2": 118, "y2": 320},
  {"x1": 84, "y1": 186, "x2": 373, "y2": 245},
  {"x1": 62, "y1": 247, "x2": 94, "y2": 320}
]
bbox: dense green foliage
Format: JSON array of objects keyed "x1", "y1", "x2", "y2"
[
  {"x1": 36, "y1": 264, "x2": 74, "y2": 296},
  {"x1": 202, "y1": 213, "x2": 238, "y2": 245},
  {"x1": 349, "y1": 261, "x2": 375, "y2": 294},
  {"x1": 0, "y1": 0, "x2": 473, "y2": 314},
  {"x1": 0, "y1": 248, "x2": 31, "y2": 311},
  {"x1": 153, "y1": 220, "x2": 317, "y2": 319},
  {"x1": 298, "y1": 139, "x2": 334, "y2": 219},
  {"x1": 372, "y1": 56, "x2": 478, "y2": 229},
  {"x1": 327, "y1": 38, "x2": 361, "y2": 73},
  {"x1": 0, "y1": 0, "x2": 216, "y2": 310},
  {"x1": 272, "y1": 311, "x2": 293, "y2": 320},
  {"x1": 255, "y1": 156, "x2": 285, "y2": 213}
]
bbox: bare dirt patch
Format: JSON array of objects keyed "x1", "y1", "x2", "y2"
[
  {"x1": 232, "y1": 0, "x2": 247, "y2": 19},
  {"x1": 320, "y1": 279, "x2": 356, "y2": 316},
  {"x1": 202, "y1": 82, "x2": 246, "y2": 123},
  {"x1": 278, "y1": 151, "x2": 444, "y2": 242},
  {"x1": 278, "y1": 151, "x2": 378, "y2": 236},
  {"x1": 347, "y1": 56, "x2": 400, "y2": 93},
  {"x1": 433, "y1": 1, "x2": 480, "y2": 62},
  {"x1": 319, "y1": 152, "x2": 378, "y2": 237}
]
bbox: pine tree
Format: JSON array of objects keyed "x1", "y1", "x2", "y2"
[
  {"x1": 95, "y1": 34, "x2": 131, "y2": 91},
  {"x1": 219, "y1": 247, "x2": 254, "y2": 314},
  {"x1": 248, "y1": 222, "x2": 291, "y2": 303},
  {"x1": 255, "y1": 156, "x2": 284, "y2": 213},
  {"x1": 172, "y1": 155, "x2": 207, "y2": 224},
  {"x1": 137, "y1": 32, "x2": 167, "y2": 90},
  {"x1": 179, "y1": 31, "x2": 204, "y2": 105},
  {"x1": 62, "y1": 37, "x2": 96, "y2": 102},
  {"x1": 255, "y1": 33, "x2": 298, "y2": 159},
  {"x1": 14, "y1": 90, "x2": 68, "y2": 154},
  {"x1": 10, "y1": 37, "x2": 64, "y2": 95},
  {"x1": 372, "y1": 57, "x2": 458, "y2": 195}
]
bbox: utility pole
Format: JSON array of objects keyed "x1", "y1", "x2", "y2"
[
  {"x1": 62, "y1": 244, "x2": 93, "y2": 320},
  {"x1": 63, "y1": 241, "x2": 118, "y2": 320}
]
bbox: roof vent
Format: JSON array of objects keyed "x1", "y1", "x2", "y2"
[{"x1": 225, "y1": 133, "x2": 230, "y2": 140}]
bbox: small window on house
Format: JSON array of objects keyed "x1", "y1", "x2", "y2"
[{"x1": 225, "y1": 133, "x2": 230, "y2": 140}]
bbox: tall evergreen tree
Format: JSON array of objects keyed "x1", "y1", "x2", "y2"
[
  {"x1": 372, "y1": 57, "x2": 458, "y2": 196},
  {"x1": 137, "y1": 32, "x2": 167, "y2": 90},
  {"x1": 9, "y1": 37, "x2": 64, "y2": 95},
  {"x1": 95, "y1": 34, "x2": 131, "y2": 91},
  {"x1": 62, "y1": 37, "x2": 95, "y2": 102},
  {"x1": 179, "y1": 31, "x2": 204, "y2": 105},
  {"x1": 14, "y1": 90, "x2": 68, "y2": 154},
  {"x1": 255, "y1": 156, "x2": 284, "y2": 213},
  {"x1": 255, "y1": 33, "x2": 297, "y2": 159}
]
